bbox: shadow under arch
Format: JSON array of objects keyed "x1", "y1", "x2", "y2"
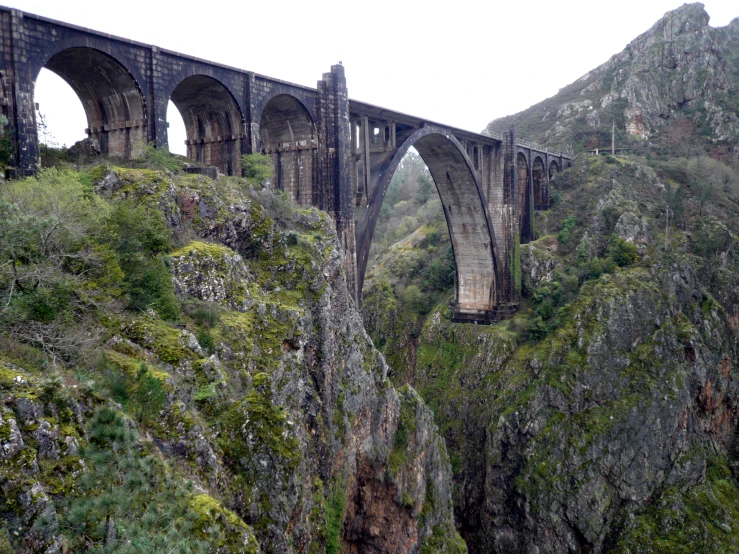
[
  {"x1": 516, "y1": 152, "x2": 532, "y2": 242},
  {"x1": 532, "y1": 155, "x2": 546, "y2": 209},
  {"x1": 39, "y1": 46, "x2": 147, "y2": 159},
  {"x1": 258, "y1": 94, "x2": 317, "y2": 206},
  {"x1": 169, "y1": 75, "x2": 243, "y2": 176},
  {"x1": 549, "y1": 159, "x2": 560, "y2": 180},
  {"x1": 356, "y1": 126, "x2": 499, "y2": 316}
]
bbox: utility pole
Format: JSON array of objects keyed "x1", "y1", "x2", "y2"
[{"x1": 611, "y1": 122, "x2": 615, "y2": 155}]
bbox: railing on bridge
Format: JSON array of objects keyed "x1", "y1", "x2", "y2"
[{"x1": 481, "y1": 130, "x2": 572, "y2": 158}]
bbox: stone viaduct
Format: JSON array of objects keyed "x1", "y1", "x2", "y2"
[{"x1": 0, "y1": 7, "x2": 571, "y2": 323}]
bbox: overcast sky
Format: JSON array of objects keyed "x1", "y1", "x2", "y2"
[{"x1": 9, "y1": 0, "x2": 737, "y2": 155}]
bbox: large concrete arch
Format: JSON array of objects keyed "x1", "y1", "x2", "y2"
[
  {"x1": 356, "y1": 126, "x2": 499, "y2": 319},
  {"x1": 258, "y1": 94, "x2": 317, "y2": 206},
  {"x1": 36, "y1": 46, "x2": 147, "y2": 159},
  {"x1": 169, "y1": 74, "x2": 244, "y2": 175}
]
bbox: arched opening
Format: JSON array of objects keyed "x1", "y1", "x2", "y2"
[
  {"x1": 259, "y1": 94, "x2": 316, "y2": 206},
  {"x1": 170, "y1": 75, "x2": 243, "y2": 175},
  {"x1": 357, "y1": 128, "x2": 498, "y2": 321},
  {"x1": 549, "y1": 160, "x2": 560, "y2": 181},
  {"x1": 532, "y1": 156, "x2": 545, "y2": 209},
  {"x1": 38, "y1": 47, "x2": 146, "y2": 160},
  {"x1": 364, "y1": 149, "x2": 453, "y2": 314},
  {"x1": 166, "y1": 101, "x2": 187, "y2": 156},
  {"x1": 517, "y1": 152, "x2": 531, "y2": 242},
  {"x1": 34, "y1": 68, "x2": 87, "y2": 153}
]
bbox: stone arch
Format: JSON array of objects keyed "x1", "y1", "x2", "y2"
[
  {"x1": 258, "y1": 94, "x2": 317, "y2": 206},
  {"x1": 169, "y1": 75, "x2": 243, "y2": 176},
  {"x1": 36, "y1": 46, "x2": 147, "y2": 159},
  {"x1": 549, "y1": 159, "x2": 560, "y2": 180},
  {"x1": 532, "y1": 156, "x2": 546, "y2": 209},
  {"x1": 356, "y1": 126, "x2": 499, "y2": 318},
  {"x1": 254, "y1": 88, "x2": 318, "y2": 129},
  {"x1": 517, "y1": 152, "x2": 532, "y2": 242}
]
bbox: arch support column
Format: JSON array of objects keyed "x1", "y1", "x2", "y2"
[
  {"x1": 317, "y1": 64, "x2": 357, "y2": 301},
  {"x1": 2, "y1": 9, "x2": 39, "y2": 175}
]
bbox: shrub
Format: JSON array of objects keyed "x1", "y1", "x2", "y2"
[
  {"x1": 403, "y1": 285, "x2": 432, "y2": 314},
  {"x1": 326, "y1": 478, "x2": 347, "y2": 554},
  {"x1": 196, "y1": 328, "x2": 215, "y2": 354},
  {"x1": 422, "y1": 244, "x2": 455, "y2": 292},
  {"x1": 190, "y1": 304, "x2": 220, "y2": 328},
  {"x1": 59, "y1": 408, "x2": 220, "y2": 552},
  {"x1": 692, "y1": 216, "x2": 734, "y2": 259},
  {"x1": 528, "y1": 316, "x2": 548, "y2": 341},
  {"x1": 242, "y1": 153, "x2": 274, "y2": 188},
  {"x1": 606, "y1": 236, "x2": 638, "y2": 267},
  {"x1": 133, "y1": 363, "x2": 167, "y2": 426},
  {"x1": 142, "y1": 143, "x2": 184, "y2": 172},
  {"x1": 104, "y1": 201, "x2": 179, "y2": 320},
  {"x1": 558, "y1": 215, "x2": 578, "y2": 244}
]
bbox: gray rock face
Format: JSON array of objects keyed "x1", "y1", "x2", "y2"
[
  {"x1": 67, "y1": 137, "x2": 101, "y2": 159},
  {"x1": 487, "y1": 3, "x2": 739, "y2": 156},
  {"x1": 122, "y1": 172, "x2": 464, "y2": 552},
  {"x1": 0, "y1": 169, "x2": 464, "y2": 553}
]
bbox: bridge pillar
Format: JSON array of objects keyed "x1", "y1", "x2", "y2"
[
  {"x1": 480, "y1": 127, "x2": 519, "y2": 313},
  {"x1": 1, "y1": 9, "x2": 40, "y2": 175},
  {"x1": 317, "y1": 64, "x2": 357, "y2": 301}
]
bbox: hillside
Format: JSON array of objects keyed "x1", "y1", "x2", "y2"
[
  {"x1": 363, "y1": 152, "x2": 739, "y2": 553},
  {"x1": 360, "y1": 5, "x2": 739, "y2": 553},
  {"x1": 0, "y1": 153, "x2": 465, "y2": 553},
  {"x1": 485, "y1": 3, "x2": 739, "y2": 159}
]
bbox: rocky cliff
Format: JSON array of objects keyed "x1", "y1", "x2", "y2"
[
  {"x1": 486, "y1": 3, "x2": 739, "y2": 158},
  {"x1": 0, "y1": 163, "x2": 464, "y2": 553},
  {"x1": 363, "y1": 154, "x2": 739, "y2": 552}
]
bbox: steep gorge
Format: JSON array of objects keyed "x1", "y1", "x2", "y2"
[{"x1": 0, "y1": 164, "x2": 464, "y2": 553}]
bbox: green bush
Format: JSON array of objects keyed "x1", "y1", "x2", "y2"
[
  {"x1": 132, "y1": 363, "x2": 167, "y2": 426},
  {"x1": 242, "y1": 153, "x2": 274, "y2": 188},
  {"x1": 527, "y1": 316, "x2": 548, "y2": 341},
  {"x1": 190, "y1": 304, "x2": 220, "y2": 328},
  {"x1": 196, "y1": 328, "x2": 215, "y2": 354},
  {"x1": 403, "y1": 285, "x2": 432, "y2": 314},
  {"x1": 558, "y1": 215, "x2": 578, "y2": 244},
  {"x1": 326, "y1": 478, "x2": 347, "y2": 554},
  {"x1": 104, "y1": 201, "x2": 179, "y2": 320},
  {"x1": 422, "y1": 244, "x2": 455, "y2": 292},
  {"x1": 692, "y1": 216, "x2": 734, "y2": 259},
  {"x1": 142, "y1": 143, "x2": 184, "y2": 172},
  {"x1": 606, "y1": 236, "x2": 638, "y2": 267},
  {"x1": 58, "y1": 408, "x2": 222, "y2": 552}
]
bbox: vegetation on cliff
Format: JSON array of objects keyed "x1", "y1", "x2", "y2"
[
  {"x1": 363, "y1": 151, "x2": 739, "y2": 552},
  {"x1": 0, "y1": 151, "x2": 463, "y2": 552}
]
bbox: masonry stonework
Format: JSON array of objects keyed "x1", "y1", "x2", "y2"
[{"x1": 0, "y1": 6, "x2": 571, "y2": 323}]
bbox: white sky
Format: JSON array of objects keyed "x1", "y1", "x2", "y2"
[{"x1": 9, "y1": 0, "x2": 737, "y2": 155}]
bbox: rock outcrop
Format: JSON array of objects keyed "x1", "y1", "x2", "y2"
[
  {"x1": 363, "y1": 155, "x2": 739, "y2": 553},
  {"x1": 0, "y1": 167, "x2": 464, "y2": 553},
  {"x1": 486, "y1": 3, "x2": 739, "y2": 157}
]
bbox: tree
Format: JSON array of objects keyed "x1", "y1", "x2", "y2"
[
  {"x1": 133, "y1": 363, "x2": 167, "y2": 426},
  {"x1": 687, "y1": 156, "x2": 735, "y2": 213},
  {"x1": 417, "y1": 173, "x2": 435, "y2": 204},
  {"x1": 242, "y1": 153, "x2": 274, "y2": 188}
]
